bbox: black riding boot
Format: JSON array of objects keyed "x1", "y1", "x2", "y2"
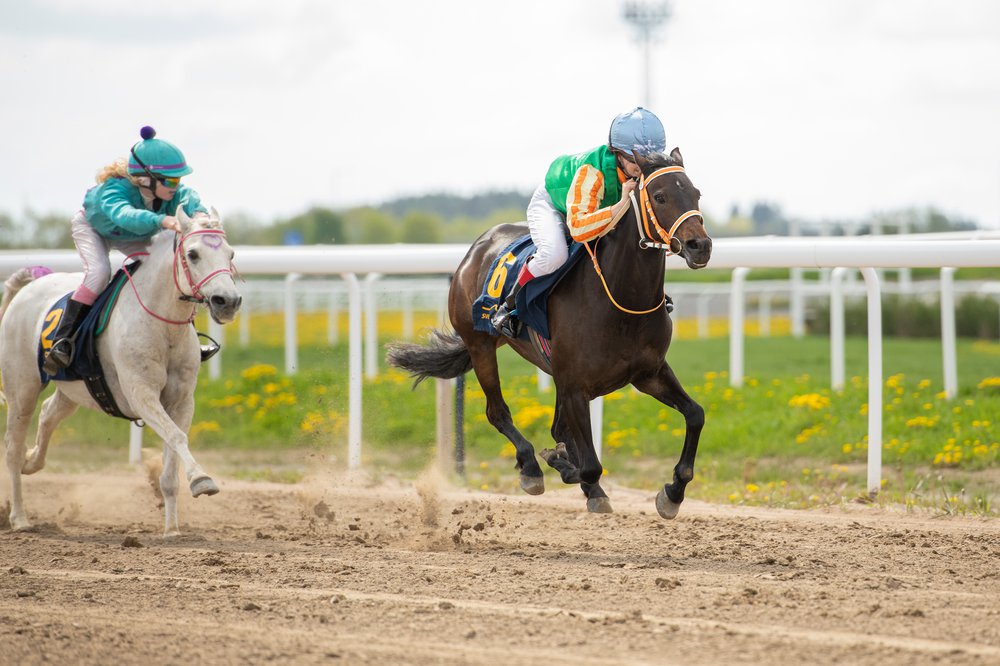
[
  {"x1": 490, "y1": 283, "x2": 524, "y2": 338},
  {"x1": 42, "y1": 299, "x2": 92, "y2": 374}
]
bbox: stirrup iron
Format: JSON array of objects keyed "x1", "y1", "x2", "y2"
[{"x1": 197, "y1": 332, "x2": 221, "y2": 362}]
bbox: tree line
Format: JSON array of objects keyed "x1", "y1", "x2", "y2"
[{"x1": 0, "y1": 193, "x2": 980, "y2": 250}]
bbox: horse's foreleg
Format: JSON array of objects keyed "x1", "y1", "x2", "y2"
[
  {"x1": 160, "y1": 448, "x2": 181, "y2": 536},
  {"x1": 125, "y1": 385, "x2": 216, "y2": 501},
  {"x1": 23, "y1": 391, "x2": 78, "y2": 475},
  {"x1": 467, "y1": 338, "x2": 544, "y2": 495},
  {"x1": 634, "y1": 363, "x2": 705, "y2": 519}
]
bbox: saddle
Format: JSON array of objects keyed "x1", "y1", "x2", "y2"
[
  {"x1": 472, "y1": 234, "x2": 586, "y2": 341},
  {"x1": 38, "y1": 263, "x2": 141, "y2": 421}
]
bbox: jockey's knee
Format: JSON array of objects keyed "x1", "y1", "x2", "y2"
[
  {"x1": 530, "y1": 244, "x2": 569, "y2": 277},
  {"x1": 75, "y1": 277, "x2": 107, "y2": 303}
]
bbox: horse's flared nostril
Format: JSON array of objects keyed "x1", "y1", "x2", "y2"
[{"x1": 687, "y1": 238, "x2": 713, "y2": 253}]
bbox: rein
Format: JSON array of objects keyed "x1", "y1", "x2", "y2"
[
  {"x1": 583, "y1": 165, "x2": 703, "y2": 316},
  {"x1": 122, "y1": 228, "x2": 233, "y2": 326}
]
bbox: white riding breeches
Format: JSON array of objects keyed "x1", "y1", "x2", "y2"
[
  {"x1": 525, "y1": 184, "x2": 568, "y2": 278},
  {"x1": 70, "y1": 210, "x2": 151, "y2": 305}
]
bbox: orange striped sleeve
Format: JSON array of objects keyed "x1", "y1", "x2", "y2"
[{"x1": 565, "y1": 165, "x2": 617, "y2": 242}]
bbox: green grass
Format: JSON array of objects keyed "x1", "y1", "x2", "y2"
[{"x1": 8, "y1": 327, "x2": 1000, "y2": 516}]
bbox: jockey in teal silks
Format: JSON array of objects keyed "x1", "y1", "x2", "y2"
[
  {"x1": 42, "y1": 126, "x2": 214, "y2": 374},
  {"x1": 491, "y1": 107, "x2": 668, "y2": 338}
]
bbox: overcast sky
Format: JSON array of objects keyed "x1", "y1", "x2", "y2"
[{"x1": 2, "y1": 0, "x2": 999, "y2": 229}]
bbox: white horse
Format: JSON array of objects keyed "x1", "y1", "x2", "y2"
[{"x1": 0, "y1": 208, "x2": 241, "y2": 535}]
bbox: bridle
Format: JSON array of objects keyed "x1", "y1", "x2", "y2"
[
  {"x1": 173, "y1": 229, "x2": 235, "y2": 303},
  {"x1": 583, "y1": 164, "x2": 703, "y2": 315},
  {"x1": 123, "y1": 228, "x2": 234, "y2": 325},
  {"x1": 632, "y1": 165, "x2": 703, "y2": 255}
]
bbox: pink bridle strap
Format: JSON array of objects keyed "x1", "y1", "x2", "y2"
[{"x1": 173, "y1": 229, "x2": 234, "y2": 303}]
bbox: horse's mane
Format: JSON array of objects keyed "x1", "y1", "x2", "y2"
[{"x1": 640, "y1": 151, "x2": 679, "y2": 175}]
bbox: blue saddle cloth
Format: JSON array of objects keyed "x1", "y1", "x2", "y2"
[
  {"x1": 38, "y1": 265, "x2": 137, "y2": 383},
  {"x1": 472, "y1": 234, "x2": 585, "y2": 340}
]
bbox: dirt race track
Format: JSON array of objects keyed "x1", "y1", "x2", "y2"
[{"x1": 1, "y1": 464, "x2": 999, "y2": 666}]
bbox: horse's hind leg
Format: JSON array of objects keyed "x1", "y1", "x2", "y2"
[
  {"x1": 542, "y1": 399, "x2": 612, "y2": 513},
  {"x1": 23, "y1": 390, "x2": 78, "y2": 475},
  {"x1": 4, "y1": 387, "x2": 42, "y2": 530},
  {"x1": 633, "y1": 363, "x2": 705, "y2": 519},
  {"x1": 466, "y1": 336, "x2": 545, "y2": 495}
]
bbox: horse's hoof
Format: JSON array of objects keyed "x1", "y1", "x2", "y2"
[
  {"x1": 520, "y1": 474, "x2": 545, "y2": 496},
  {"x1": 587, "y1": 497, "x2": 613, "y2": 513},
  {"x1": 190, "y1": 476, "x2": 219, "y2": 497},
  {"x1": 655, "y1": 487, "x2": 680, "y2": 519},
  {"x1": 9, "y1": 512, "x2": 32, "y2": 531},
  {"x1": 539, "y1": 442, "x2": 568, "y2": 464},
  {"x1": 162, "y1": 530, "x2": 181, "y2": 539}
]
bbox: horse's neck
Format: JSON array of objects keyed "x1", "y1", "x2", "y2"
[
  {"x1": 595, "y1": 208, "x2": 665, "y2": 298},
  {"x1": 127, "y1": 234, "x2": 188, "y2": 319}
]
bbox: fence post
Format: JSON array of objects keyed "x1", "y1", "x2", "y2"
[
  {"x1": 830, "y1": 267, "x2": 847, "y2": 391},
  {"x1": 284, "y1": 273, "x2": 301, "y2": 375},
  {"x1": 860, "y1": 268, "x2": 882, "y2": 495},
  {"x1": 454, "y1": 373, "x2": 465, "y2": 476},
  {"x1": 129, "y1": 422, "x2": 143, "y2": 465},
  {"x1": 341, "y1": 273, "x2": 363, "y2": 469},
  {"x1": 729, "y1": 267, "x2": 750, "y2": 387},
  {"x1": 364, "y1": 273, "x2": 382, "y2": 380},
  {"x1": 590, "y1": 397, "x2": 604, "y2": 459},
  {"x1": 328, "y1": 282, "x2": 340, "y2": 346},
  {"x1": 940, "y1": 267, "x2": 957, "y2": 399},
  {"x1": 208, "y1": 317, "x2": 224, "y2": 380}
]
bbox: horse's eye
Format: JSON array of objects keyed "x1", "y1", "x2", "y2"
[
  {"x1": 187, "y1": 250, "x2": 199, "y2": 262},
  {"x1": 654, "y1": 193, "x2": 666, "y2": 204}
]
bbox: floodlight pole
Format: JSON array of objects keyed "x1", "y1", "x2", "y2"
[{"x1": 622, "y1": 1, "x2": 671, "y2": 108}]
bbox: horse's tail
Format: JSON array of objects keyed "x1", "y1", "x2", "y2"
[
  {"x1": 386, "y1": 329, "x2": 472, "y2": 386},
  {"x1": 0, "y1": 266, "x2": 52, "y2": 406},
  {"x1": 0, "y1": 266, "x2": 51, "y2": 327}
]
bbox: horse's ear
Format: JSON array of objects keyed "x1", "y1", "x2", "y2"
[
  {"x1": 210, "y1": 206, "x2": 223, "y2": 229},
  {"x1": 670, "y1": 147, "x2": 684, "y2": 167},
  {"x1": 177, "y1": 207, "x2": 193, "y2": 233}
]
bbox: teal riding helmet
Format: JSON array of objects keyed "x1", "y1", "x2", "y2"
[
  {"x1": 127, "y1": 126, "x2": 193, "y2": 177},
  {"x1": 608, "y1": 107, "x2": 666, "y2": 157}
]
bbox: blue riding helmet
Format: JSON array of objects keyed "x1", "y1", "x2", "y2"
[
  {"x1": 127, "y1": 126, "x2": 193, "y2": 178},
  {"x1": 608, "y1": 107, "x2": 666, "y2": 157}
]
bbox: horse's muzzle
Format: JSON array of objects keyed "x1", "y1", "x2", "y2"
[
  {"x1": 208, "y1": 294, "x2": 242, "y2": 324},
  {"x1": 683, "y1": 237, "x2": 713, "y2": 269}
]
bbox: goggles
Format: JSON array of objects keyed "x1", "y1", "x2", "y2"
[{"x1": 155, "y1": 175, "x2": 182, "y2": 188}]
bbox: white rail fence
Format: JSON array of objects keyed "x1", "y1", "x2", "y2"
[{"x1": 3, "y1": 237, "x2": 999, "y2": 494}]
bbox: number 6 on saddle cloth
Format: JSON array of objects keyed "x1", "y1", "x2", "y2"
[{"x1": 473, "y1": 234, "x2": 585, "y2": 341}]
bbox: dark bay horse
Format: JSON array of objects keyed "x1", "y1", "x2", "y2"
[{"x1": 387, "y1": 148, "x2": 712, "y2": 518}]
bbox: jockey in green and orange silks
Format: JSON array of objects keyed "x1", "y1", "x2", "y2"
[{"x1": 490, "y1": 107, "x2": 667, "y2": 338}]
